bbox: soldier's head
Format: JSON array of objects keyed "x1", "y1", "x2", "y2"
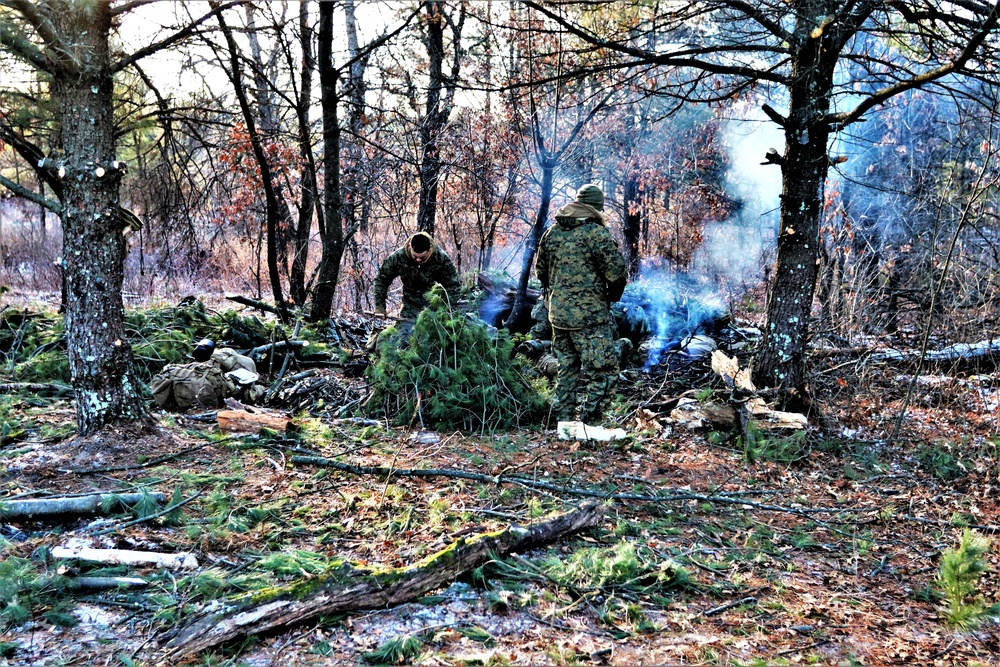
[
  {"x1": 192, "y1": 338, "x2": 215, "y2": 362},
  {"x1": 576, "y1": 184, "x2": 604, "y2": 211},
  {"x1": 408, "y1": 232, "x2": 434, "y2": 264}
]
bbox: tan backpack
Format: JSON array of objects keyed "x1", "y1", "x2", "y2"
[
  {"x1": 151, "y1": 361, "x2": 231, "y2": 411},
  {"x1": 211, "y1": 348, "x2": 256, "y2": 374}
]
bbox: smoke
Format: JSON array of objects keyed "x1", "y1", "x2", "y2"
[
  {"x1": 619, "y1": 270, "x2": 727, "y2": 368},
  {"x1": 632, "y1": 107, "x2": 782, "y2": 367}
]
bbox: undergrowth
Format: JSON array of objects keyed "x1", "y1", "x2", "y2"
[
  {"x1": 0, "y1": 299, "x2": 327, "y2": 386},
  {"x1": 938, "y1": 529, "x2": 1000, "y2": 629}
]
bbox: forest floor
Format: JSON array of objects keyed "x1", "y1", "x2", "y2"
[{"x1": 2, "y1": 306, "x2": 1000, "y2": 667}]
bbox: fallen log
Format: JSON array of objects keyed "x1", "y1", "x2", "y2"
[
  {"x1": 52, "y1": 545, "x2": 199, "y2": 570},
  {"x1": 811, "y1": 339, "x2": 1000, "y2": 369},
  {"x1": 225, "y1": 294, "x2": 283, "y2": 316},
  {"x1": 0, "y1": 492, "x2": 166, "y2": 519},
  {"x1": 161, "y1": 501, "x2": 605, "y2": 659}
]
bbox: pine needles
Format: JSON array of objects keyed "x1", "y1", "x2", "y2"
[
  {"x1": 365, "y1": 286, "x2": 546, "y2": 432},
  {"x1": 938, "y1": 529, "x2": 1000, "y2": 629}
]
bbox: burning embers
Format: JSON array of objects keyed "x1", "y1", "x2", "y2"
[{"x1": 615, "y1": 275, "x2": 729, "y2": 370}]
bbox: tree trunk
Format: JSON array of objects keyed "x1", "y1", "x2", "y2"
[
  {"x1": 290, "y1": 0, "x2": 318, "y2": 308},
  {"x1": 52, "y1": 0, "x2": 147, "y2": 435},
  {"x1": 344, "y1": 0, "x2": 370, "y2": 310},
  {"x1": 753, "y1": 0, "x2": 837, "y2": 395},
  {"x1": 507, "y1": 156, "x2": 555, "y2": 330},
  {"x1": 416, "y1": 1, "x2": 447, "y2": 235},
  {"x1": 622, "y1": 171, "x2": 642, "y2": 279},
  {"x1": 212, "y1": 2, "x2": 288, "y2": 320},
  {"x1": 309, "y1": 1, "x2": 345, "y2": 322},
  {"x1": 162, "y1": 502, "x2": 605, "y2": 660},
  {"x1": 244, "y1": 4, "x2": 296, "y2": 280}
]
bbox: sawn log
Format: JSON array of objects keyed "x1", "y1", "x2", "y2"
[{"x1": 161, "y1": 501, "x2": 605, "y2": 660}]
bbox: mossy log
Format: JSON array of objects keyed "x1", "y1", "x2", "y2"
[{"x1": 161, "y1": 501, "x2": 605, "y2": 660}]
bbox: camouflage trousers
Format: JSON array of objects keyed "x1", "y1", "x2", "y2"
[{"x1": 551, "y1": 321, "x2": 619, "y2": 423}]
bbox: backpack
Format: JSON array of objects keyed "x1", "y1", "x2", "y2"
[
  {"x1": 212, "y1": 348, "x2": 256, "y2": 374},
  {"x1": 151, "y1": 361, "x2": 231, "y2": 411}
]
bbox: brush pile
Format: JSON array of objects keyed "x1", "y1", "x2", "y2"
[{"x1": 364, "y1": 286, "x2": 547, "y2": 431}]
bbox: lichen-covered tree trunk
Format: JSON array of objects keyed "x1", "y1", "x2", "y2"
[
  {"x1": 753, "y1": 0, "x2": 838, "y2": 394},
  {"x1": 52, "y1": 0, "x2": 147, "y2": 434}
]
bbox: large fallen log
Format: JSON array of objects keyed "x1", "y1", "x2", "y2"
[
  {"x1": 161, "y1": 501, "x2": 605, "y2": 660},
  {"x1": 0, "y1": 492, "x2": 166, "y2": 519}
]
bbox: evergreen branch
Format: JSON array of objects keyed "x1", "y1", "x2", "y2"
[
  {"x1": 0, "y1": 8, "x2": 50, "y2": 72},
  {"x1": 89, "y1": 490, "x2": 203, "y2": 536}
]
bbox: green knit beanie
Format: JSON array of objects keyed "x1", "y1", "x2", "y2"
[{"x1": 576, "y1": 184, "x2": 604, "y2": 211}]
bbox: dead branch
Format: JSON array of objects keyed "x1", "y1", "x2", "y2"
[
  {"x1": 0, "y1": 492, "x2": 166, "y2": 519},
  {"x1": 288, "y1": 455, "x2": 872, "y2": 517},
  {"x1": 810, "y1": 339, "x2": 1000, "y2": 367},
  {"x1": 703, "y1": 596, "x2": 757, "y2": 617},
  {"x1": 66, "y1": 443, "x2": 213, "y2": 474},
  {"x1": 72, "y1": 576, "x2": 149, "y2": 590},
  {"x1": 246, "y1": 340, "x2": 309, "y2": 359},
  {"x1": 0, "y1": 382, "x2": 72, "y2": 394},
  {"x1": 52, "y1": 545, "x2": 198, "y2": 570},
  {"x1": 225, "y1": 294, "x2": 283, "y2": 315},
  {"x1": 161, "y1": 502, "x2": 605, "y2": 659}
]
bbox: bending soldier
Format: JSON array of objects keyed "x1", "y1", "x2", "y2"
[{"x1": 373, "y1": 232, "x2": 461, "y2": 335}]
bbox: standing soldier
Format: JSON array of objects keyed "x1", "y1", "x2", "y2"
[
  {"x1": 536, "y1": 184, "x2": 627, "y2": 424},
  {"x1": 374, "y1": 232, "x2": 461, "y2": 334}
]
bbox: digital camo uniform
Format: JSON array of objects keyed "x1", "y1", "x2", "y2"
[
  {"x1": 373, "y1": 232, "x2": 462, "y2": 324},
  {"x1": 535, "y1": 185, "x2": 627, "y2": 423}
]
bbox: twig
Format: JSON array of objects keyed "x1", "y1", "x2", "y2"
[
  {"x1": 703, "y1": 596, "x2": 757, "y2": 617},
  {"x1": 778, "y1": 639, "x2": 830, "y2": 656},
  {"x1": 928, "y1": 638, "x2": 957, "y2": 660},
  {"x1": 898, "y1": 514, "x2": 1000, "y2": 534}
]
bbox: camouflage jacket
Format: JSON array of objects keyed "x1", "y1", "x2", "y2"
[
  {"x1": 535, "y1": 202, "x2": 627, "y2": 330},
  {"x1": 374, "y1": 242, "x2": 461, "y2": 318}
]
